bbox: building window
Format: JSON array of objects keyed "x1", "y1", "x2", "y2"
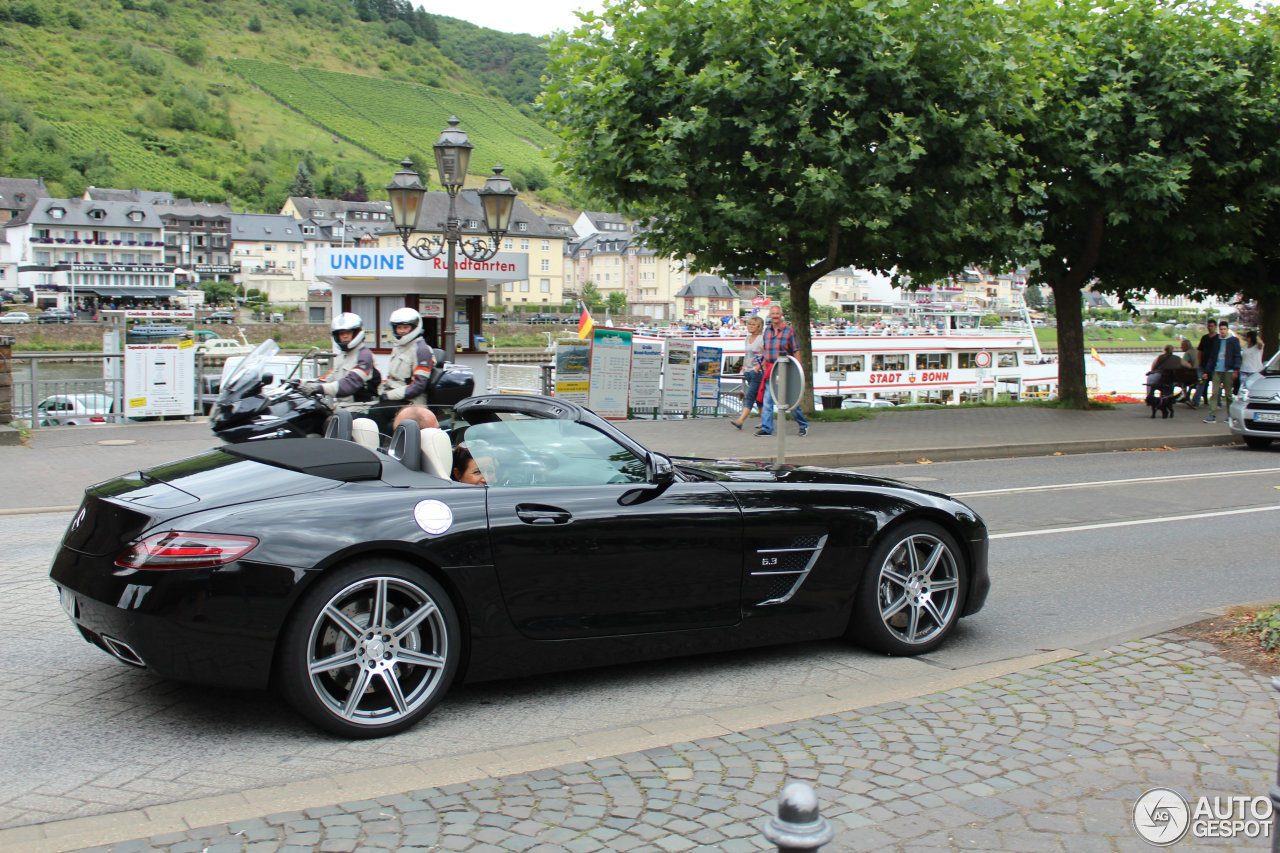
[
  {"x1": 504, "y1": 282, "x2": 514, "y2": 292},
  {"x1": 519, "y1": 281, "x2": 530, "y2": 292},
  {"x1": 540, "y1": 279, "x2": 550, "y2": 293},
  {"x1": 504, "y1": 239, "x2": 513, "y2": 249},
  {"x1": 520, "y1": 239, "x2": 529, "y2": 251},
  {"x1": 541, "y1": 240, "x2": 550, "y2": 251},
  {"x1": 50, "y1": 208, "x2": 64, "y2": 219},
  {"x1": 540, "y1": 259, "x2": 550, "y2": 272},
  {"x1": 516, "y1": 222, "x2": 527, "y2": 232}
]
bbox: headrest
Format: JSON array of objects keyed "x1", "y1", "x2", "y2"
[
  {"x1": 419, "y1": 428, "x2": 453, "y2": 480},
  {"x1": 387, "y1": 420, "x2": 421, "y2": 470},
  {"x1": 323, "y1": 408, "x2": 354, "y2": 441},
  {"x1": 351, "y1": 417, "x2": 380, "y2": 451}
]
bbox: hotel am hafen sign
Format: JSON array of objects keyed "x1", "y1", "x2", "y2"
[{"x1": 317, "y1": 248, "x2": 528, "y2": 282}]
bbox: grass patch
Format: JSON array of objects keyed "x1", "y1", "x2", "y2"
[{"x1": 11, "y1": 336, "x2": 102, "y2": 352}]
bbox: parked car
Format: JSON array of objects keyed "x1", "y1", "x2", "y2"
[
  {"x1": 37, "y1": 308, "x2": 75, "y2": 324},
  {"x1": 195, "y1": 337, "x2": 256, "y2": 358},
  {"x1": 841, "y1": 398, "x2": 896, "y2": 409},
  {"x1": 1, "y1": 288, "x2": 29, "y2": 304},
  {"x1": 34, "y1": 393, "x2": 116, "y2": 426},
  {"x1": 1228, "y1": 349, "x2": 1280, "y2": 450},
  {"x1": 202, "y1": 311, "x2": 236, "y2": 324},
  {"x1": 0, "y1": 311, "x2": 31, "y2": 324},
  {"x1": 49, "y1": 393, "x2": 989, "y2": 738},
  {"x1": 527, "y1": 313, "x2": 560, "y2": 324},
  {"x1": 482, "y1": 313, "x2": 499, "y2": 323}
]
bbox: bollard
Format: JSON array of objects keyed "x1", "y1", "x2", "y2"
[
  {"x1": 762, "y1": 781, "x2": 833, "y2": 852},
  {"x1": 1272, "y1": 676, "x2": 1280, "y2": 853}
]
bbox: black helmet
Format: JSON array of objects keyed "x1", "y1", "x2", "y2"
[
  {"x1": 389, "y1": 307, "x2": 423, "y2": 343},
  {"x1": 331, "y1": 312, "x2": 366, "y2": 351}
]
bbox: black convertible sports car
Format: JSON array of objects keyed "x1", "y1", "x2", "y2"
[{"x1": 51, "y1": 394, "x2": 989, "y2": 738}]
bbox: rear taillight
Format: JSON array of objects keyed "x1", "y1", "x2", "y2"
[
  {"x1": 90, "y1": 416, "x2": 106, "y2": 423},
  {"x1": 114, "y1": 531, "x2": 259, "y2": 570}
]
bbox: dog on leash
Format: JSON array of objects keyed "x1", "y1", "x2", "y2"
[{"x1": 1144, "y1": 370, "x2": 1180, "y2": 419}]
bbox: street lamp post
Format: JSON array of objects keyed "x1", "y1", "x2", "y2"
[{"x1": 386, "y1": 117, "x2": 517, "y2": 361}]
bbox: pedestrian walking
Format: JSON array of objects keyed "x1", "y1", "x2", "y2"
[
  {"x1": 755, "y1": 304, "x2": 809, "y2": 437},
  {"x1": 730, "y1": 315, "x2": 766, "y2": 430},
  {"x1": 1190, "y1": 319, "x2": 1217, "y2": 408},
  {"x1": 1239, "y1": 329, "x2": 1263, "y2": 391},
  {"x1": 1202, "y1": 320, "x2": 1242, "y2": 423}
]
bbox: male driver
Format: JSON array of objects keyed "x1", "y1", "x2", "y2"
[
  {"x1": 1202, "y1": 320, "x2": 1241, "y2": 423},
  {"x1": 755, "y1": 304, "x2": 810, "y2": 437}
]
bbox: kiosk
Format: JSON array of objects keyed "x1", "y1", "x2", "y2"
[{"x1": 315, "y1": 248, "x2": 529, "y2": 393}]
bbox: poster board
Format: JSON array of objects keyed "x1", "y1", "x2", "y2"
[
  {"x1": 695, "y1": 345, "x2": 723, "y2": 408},
  {"x1": 553, "y1": 340, "x2": 591, "y2": 405},
  {"x1": 628, "y1": 338, "x2": 665, "y2": 414},
  {"x1": 124, "y1": 341, "x2": 195, "y2": 417},
  {"x1": 662, "y1": 339, "x2": 695, "y2": 414},
  {"x1": 587, "y1": 328, "x2": 633, "y2": 419}
]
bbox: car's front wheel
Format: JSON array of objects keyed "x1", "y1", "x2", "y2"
[
  {"x1": 278, "y1": 559, "x2": 460, "y2": 738},
  {"x1": 1244, "y1": 436, "x2": 1273, "y2": 450},
  {"x1": 847, "y1": 521, "x2": 966, "y2": 655}
]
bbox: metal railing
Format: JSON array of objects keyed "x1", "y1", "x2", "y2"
[{"x1": 7, "y1": 352, "x2": 126, "y2": 426}]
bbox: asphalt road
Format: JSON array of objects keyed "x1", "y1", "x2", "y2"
[{"x1": 2, "y1": 443, "x2": 1278, "y2": 834}]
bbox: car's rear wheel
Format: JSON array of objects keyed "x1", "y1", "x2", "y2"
[
  {"x1": 278, "y1": 559, "x2": 459, "y2": 738},
  {"x1": 1244, "y1": 436, "x2": 1272, "y2": 450},
  {"x1": 847, "y1": 521, "x2": 966, "y2": 655}
]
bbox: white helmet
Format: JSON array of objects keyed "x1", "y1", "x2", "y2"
[
  {"x1": 389, "y1": 307, "x2": 423, "y2": 343},
  {"x1": 330, "y1": 312, "x2": 366, "y2": 351}
]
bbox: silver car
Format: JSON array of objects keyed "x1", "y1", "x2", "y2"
[{"x1": 1228, "y1": 349, "x2": 1280, "y2": 450}]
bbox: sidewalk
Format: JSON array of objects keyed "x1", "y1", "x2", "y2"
[
  {"x1": 8, "y1": 631, "x2": 1275, "y2": 852},
  {"x1": 0, "y1": 402, "x2": 1241, "y2": 513}
]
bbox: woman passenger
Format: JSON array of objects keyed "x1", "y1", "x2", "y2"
[{"x1": 451, "y1": 446, "x2": 487, "y2": 486}]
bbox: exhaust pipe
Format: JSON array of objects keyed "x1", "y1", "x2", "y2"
[{"x1": 101, "y1": 634, "x2": 146, "y2": 668}]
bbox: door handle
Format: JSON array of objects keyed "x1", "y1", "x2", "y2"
[{"x1": 516, "y1": 504, "x2": 572, "y2": 525}]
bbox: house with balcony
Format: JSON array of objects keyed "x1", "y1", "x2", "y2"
[
  {"x1": 3, "y1": 197, "x2": 175, "y2": 309},
  {"x1": 160, "y1": 201, "x2": 236, "y2": 287},
  {"x1": 566, "y1": 217, "x2": 690, "y2": 321},
  {"x1": 281, "y1": 197, "x2": 391, "y2": 248},
  {"x1": 675, "y1": 274, "x2": 737, "y2": 323},
  {"x1": 230, "y1": 213, "x2": 310, "y2": 308}
]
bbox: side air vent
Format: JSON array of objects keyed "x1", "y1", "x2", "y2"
[{"x1": 752, "y1": 533, "x2": 828, "y2": 606}]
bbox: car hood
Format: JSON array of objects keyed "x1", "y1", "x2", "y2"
[{"x1": 674, "y1": 456, "x2": 941, "y2": 492}]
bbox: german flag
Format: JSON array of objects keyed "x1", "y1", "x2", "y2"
[{"x1": 577, "y1": 301, "x2": 595, "y2": 339}]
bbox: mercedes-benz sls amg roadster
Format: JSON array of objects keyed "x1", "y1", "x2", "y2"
[{"x1": 51, "y1": 394, "x2": 989, "y2": 738}]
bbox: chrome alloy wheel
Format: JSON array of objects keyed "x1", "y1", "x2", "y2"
[
  {"x1": 875, "y1": 532, "x2": 961, "y2": 647},
  {"x1": 306, "y1": 576, "x2": 449, "y2": 728}
]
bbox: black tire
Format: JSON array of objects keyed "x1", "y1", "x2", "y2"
[
  {"x1": 278, "y1": 559, "x2": 460, "y2": 738},
  {"x1": 1244, "y1": 436, "x2": 1272, "y2": 450},
  {"x1": 847, "y1": 521, "x2": 967, "y2": 655}
]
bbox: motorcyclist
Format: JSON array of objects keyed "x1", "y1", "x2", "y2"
[
  {"x1": 302, "y1": 312, "x2": 377, "y2": 403},
  {"x1": 371, "y1": 307, "x2": 435, "y2": 427}
]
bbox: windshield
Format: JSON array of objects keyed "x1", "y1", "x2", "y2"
[
  {"x1": 1263, "y1": 349, "x2": 1280, "y2": 376},
  {"x1": 220, "y1": 339, "x2": 280, "y2": 400}
]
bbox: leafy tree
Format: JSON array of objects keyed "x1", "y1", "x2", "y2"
[
  {"x1": 1023, "y1": 285, "x2": 1045, "y2": 312},
  {"x1": 543, "y1": 0, "x2": 1036, "y2": 413},
  {"x1": 199, "y1": 281, "x2": 237, "y2": 305},
  {"x1": 175, "y1": 37, "x2": 206, "y2": 67},
  {"x1": 247, "y1": 14, "x2": 262, "y2": 32},
  {"x1": 605, "y1": 291, "x2": 627, "y2": 313},
  {"x1": 579, "y1": 280, "x2": 602, "y2": 309},
  {"x1": 1007, "y1": 0, "x2": 1262, "y2": 406},
  {"x1": 288, "y1": 161, "x2": 315, "y2": 198}
]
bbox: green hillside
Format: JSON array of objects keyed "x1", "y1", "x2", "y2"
[{"x1": 0, "y1": 0, "x2": 566, "y2": 211}]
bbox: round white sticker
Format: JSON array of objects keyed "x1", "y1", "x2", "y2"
[{"x1": 413, "y1": 500, "x2": 453, "y2": 535}]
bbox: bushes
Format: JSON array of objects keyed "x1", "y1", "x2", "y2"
[{"x1": 1233, "y1": 605, "x2": 1280, "y2": 653}]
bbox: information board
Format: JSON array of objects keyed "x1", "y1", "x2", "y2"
[
  {"x1": 661, "y1": 339, "x2": 695, "y2": 414},
  {"x1": 628, "y1": 338, "x2": 665, "y2": 414},
  {"x1": 587, "y1": 328, "x2": 633, "y2": 419},
  {"x1": 554, "y1": 340, "x2": 591, "y2": 405},
  {"x1": 124, "y1": 341, "x2": 195, "y2": 417},
  {"x1": 695, "y1": 345, "x2": 723, "y2": 407}
]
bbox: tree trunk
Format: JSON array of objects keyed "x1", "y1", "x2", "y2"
[
  {"x1": 1253, "y1": 262, "x2": 1280, "y2": 361},
  {"x1": 1050, "y1": 278, "x2": 1090, "y2": 408},
  {"x1": 789, "y1": 277, "x2": 815, "y2": 416}
]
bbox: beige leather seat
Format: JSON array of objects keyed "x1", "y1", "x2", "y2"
[
  {"x1": 351, "y1": 417, "x2": 380, "y2": 452},
  {"x1": 419, "y1": 428, "x2": 453, "y2": 480}
]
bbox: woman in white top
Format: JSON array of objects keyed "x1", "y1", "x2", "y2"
[
  {"x1": 1239, "y1": 329, "x2": 1264, "y2": 389},
  {"x1": 731, "y1": 315, "x2": 766, "y2": 430}
]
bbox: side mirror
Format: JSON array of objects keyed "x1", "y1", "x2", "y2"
[{"x1": 648, "y1": 452, "x2": 675, "y2": 485}]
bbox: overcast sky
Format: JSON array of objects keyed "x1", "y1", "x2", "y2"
[{"x1": 419, "y1": 0, "x2": 606, "y2": 37}]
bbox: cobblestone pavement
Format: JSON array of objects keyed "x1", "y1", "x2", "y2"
[{"x1": 57, "y1": 635, "x2": 1278, "y2": 853}]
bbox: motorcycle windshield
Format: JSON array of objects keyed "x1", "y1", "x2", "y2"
[{"x1": 220, "y1": 339, "x2": 280, "y2": 403}]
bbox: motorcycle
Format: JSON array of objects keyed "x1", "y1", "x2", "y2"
[{"x1": 210, "y1": 340, "x2": 476, "y2": 443}]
